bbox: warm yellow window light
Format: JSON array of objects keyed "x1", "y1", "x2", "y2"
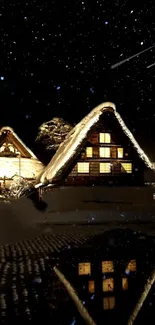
[
  {"x1": 86, "y1": 147, "x2": 93, "y2": 157},
  {"x1": 122, "y1": 277, "x2": 128, "y2": 290},
  {"x1": 78, "y1": 263, "x2": 91, "y2": 275},
  {"x1": 125, "y1": 259, "x2": 136, "y2": 273},
  {"x1": 99, "y1": 133, "x2": 111, "y2": 143},
  {"x1": 99, "y1": 147, "x2": 110, "y2": 158},
  {"x1": 88, "y1": 280, "x2": 95, "y2": 293},
  {"x1": 100, "y1": 163, "x2": 111, "y2": 173},
  {"x1": 102, "y1": 261, "x2": 114, "y2": 273},
  {"x1": 103, "y1": 297, "x2": 115, "y2": 310},
  {"x1": 77, "y1": 162, "x2": 89, "y2": 173},
  {"x1": 117, "y1": 147, "x2": 123, "y2": 158},
  {"x1": 121, "y1": 163, "x2": 132, "y2": 173},
  {"x1": 103, "y1": 278, "x2": 114, "y2": 292}
]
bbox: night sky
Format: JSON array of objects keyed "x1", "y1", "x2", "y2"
[{"x1": 2, "y1": 1, "x2": 155, "y2": 159}]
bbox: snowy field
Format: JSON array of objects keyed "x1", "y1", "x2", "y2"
[{"x1": 0, "y1": 186, "x2": 155, "y2": 245}]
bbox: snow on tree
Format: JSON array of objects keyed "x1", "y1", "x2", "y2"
[
  {"x1": 9, "y1": 176, "x2": 34, "y2": 199},
  {"x1": 36, "y1": 117, "x2": 73, "y2": 152}
]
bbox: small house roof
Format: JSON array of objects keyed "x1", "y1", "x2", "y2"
[
  {"x1": 0, "y1": 126, "x2": 37, "y2": 159},
  {"x1": 36, "y1": 102, "x2": 155, "y2": 186}
]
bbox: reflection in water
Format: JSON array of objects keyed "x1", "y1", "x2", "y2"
[
  {"x1": 52, "y1": 229, "x2": 155, "y2": 324},
  {"x1": 0, "y1": 229, "x2": 155, "y2": 324}
]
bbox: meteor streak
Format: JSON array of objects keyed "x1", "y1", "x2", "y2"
[
  {"x1": 147, "y1": 62, "x2": 155, "y2": 69},
  {"x1": 111, "y1": 44, "x2": 155, "y2": 69}
]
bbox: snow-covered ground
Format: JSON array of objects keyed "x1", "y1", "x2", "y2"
[{"x1": 0, "y1": 185, "x2": 155, "y2": 245}]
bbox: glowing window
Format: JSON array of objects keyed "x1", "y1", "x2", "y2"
[
  {"x1": 86, "y1": 147, "x2": 93, "y2": 157},
  {"x1": 125, "y1": 259, "x2": 136, "y2": 273},
  {"x1": 102, "y1": 261, "x2": 114, "y2": 273},
  {"x1": 77, "y1": 162, "x2": 89, "y2": 173},
  {"x1": 99, "y1": 147, "x2": 110, "y2": 158},
  {"x1": 99, "y1": 133, "x2": 111, "y2": 143},
  {"x1": 103, "y1": 297, "x2": 115, "y2": 310},
  {"x1": 121, "y1": 163, "x2": 132, "y2": 173},
  {"x1": 88, "y1": 280, "x2": 95, "y2": 293},
  {"x1": 78, "y1": 263, "x2": 91, "y2": 275},
  {"x1": 117, "y1": 148, "x2": 123, "y2": 158},
  {"x1": 122, "y1": 277, "x2": 128, "y2": 290},
  {"x1": 103, "y1": 278, "x2": 114, "y2": 292},
  {"x1": 100, "y1": 163, "x2": 111, "y2": 173}
]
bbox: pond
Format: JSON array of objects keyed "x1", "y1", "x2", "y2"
[{"x1": 0, "y1": 228, "x2": 155, "y2": 324}]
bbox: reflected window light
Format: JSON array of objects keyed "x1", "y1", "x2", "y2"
[
  {"x1": 102, "y1": 261, "x2": 114, "y2": 273},
  {"x1": 122, "y1": 277, "x2": 128, "y2": 290},
  {"x1": 103, "y1": 296, "x2": 115, "y2": 310},
  {"x1": 125, "y1": 259, "x2": 136, "y2": 273},
  {"x1": 88, "y1": 280, "x2": 95, "y2": 293},
  {"x1": 78, "y1": 263, "x2": 91, "y2": 275},
  {"x1": 103, "y1": 278, "x2": 114, "y2": 292}
]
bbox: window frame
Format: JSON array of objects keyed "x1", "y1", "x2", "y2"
[
  {"x1": 117, "y1": 147, "x2": 123, "y2": 158},
  {"x1": 99, "y1": 133, "x2": 111, "y2": 143},
  {"x1": 86, "y1": 147, "x2": 93, "y2": 158},
  {"x1": 100, "y1": 162, "x2": 111, "y2": 173},
  {"x1": 99, "y1": 147, "x2": 111, "y2": 158},
  {"x1": 77, "y1": 162, "x2": 89, "y2": 173},
  {"x1": 121, "y1": 162, "x2": 132, "y2": 173}
]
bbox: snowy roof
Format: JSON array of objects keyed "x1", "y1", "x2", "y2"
[
  {"x1": 36, "y1": 102, "x2": 155, "y2": 186},
  {"x1": 0, "y1": 126, "x2": 37, "y2": 159}
]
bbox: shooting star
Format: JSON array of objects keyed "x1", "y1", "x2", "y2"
[
  {"x1": 147, "y1": 62, "x2": 155, "y2": 69},
  {"x1": 111, "y1": 44, "x2": 155, "y2": 69}
]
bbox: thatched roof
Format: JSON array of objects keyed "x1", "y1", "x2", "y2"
[
  {"x1": 0, "y1": 126, "x2": 37, "y2": 159},
  {"x1": 36, "y1": 102, "x2": 155, "y2": 186}
]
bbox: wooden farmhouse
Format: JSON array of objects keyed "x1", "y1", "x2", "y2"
[
  {"x1": 0, "y1": 126, "x2": 44, "y2": 188},
  {"x1": 36, "y1": 102, "x2": 155, "y2": 187}
]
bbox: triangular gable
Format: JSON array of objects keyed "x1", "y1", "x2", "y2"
[
  {"x1": 0, "y1": 126, "x2": 37, "y2": 158},
  {"x1": 36, "y1": 102, "x2": 155, "y2": 186}
]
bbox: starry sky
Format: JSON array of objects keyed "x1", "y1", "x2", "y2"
[{"x1": 2, "y1": 1, "x2": 155, "y2": 159}]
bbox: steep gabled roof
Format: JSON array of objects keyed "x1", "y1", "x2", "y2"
[
  {"x1": 0, "y1": 126, "x2": 37, "y2": 159},
  {"x1": 36, "y1": 102, "x2": 155, "y2": 186}
]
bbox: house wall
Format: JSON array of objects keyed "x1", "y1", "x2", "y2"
[
  {"x1": 65, "y1": 112, "x2": 144, "y2": 186},
  {"x1": 0, "y1": 157, "x2": 44, "y2": 188}
]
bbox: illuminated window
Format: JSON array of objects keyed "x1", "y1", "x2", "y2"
[
  {"x1": 117, "y1": 148, "x2": 123, "y2": 158},
  {"x1": 102, "y1": 261, "x2": 114, "y2": 273},
  {"x1": 125, "y1": 259, "x2": 136, "y2": 273},
  {"x1": 88, "y1": 280, "x2": 95, "y2": 293},
  {"x1": 100, "y1": 163, "x2": 111, "y2": 173},
  {"x1": 0, "y1": 142, "x2": 17, "y2": 155},
  {"x1": 77, "y1": 162, "x2": 89, "y2": 173},
  {"x1": 99, "y1": 147, "x2": 110, "y2": 158},
  {"x1": 86, "y1": 147, "x2": 93, "y2": 157},
  {"x1": 121, "y1": 163, "x2": 132, "y2": 173},
  {"x1": 103, "y1": 297, "x2": 115, "y2": 310},
  {"x1": 122, "y1": 277, "x2": 128, "y2": 290},
  {"x1": 99, "y1": 133, "x2": 111, "y2": 143},
  {"x1": 103, "y1": 278, "x2": 114, "y2": 292},
  {"x1": 78, "y1": 263, "x2": 91, "y2": 275}
]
